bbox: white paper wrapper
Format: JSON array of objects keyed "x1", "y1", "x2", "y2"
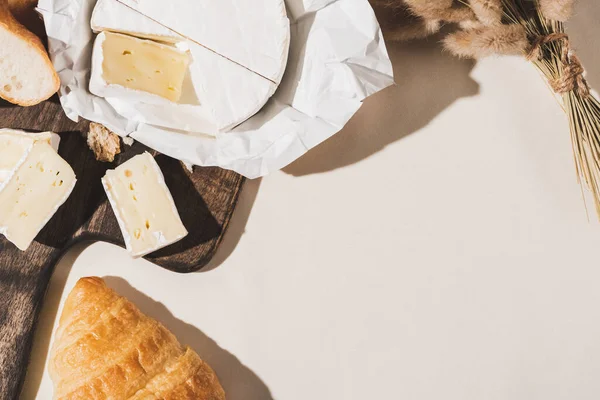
[{"x1": 38, "y1": 0, "x2": 394, "y2": 179}]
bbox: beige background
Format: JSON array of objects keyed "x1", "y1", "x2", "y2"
[{"x1": 21, "y1": 2, "x2": 600, "y2": 399}]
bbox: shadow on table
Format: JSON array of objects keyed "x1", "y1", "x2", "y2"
[
  {"x1": 201, "y1": 178, "x2": 262, "y2": 272},
  {"x1": 20, "y1": 268, "x2": 273, "y2": 400},
  {"x1": 103, "y1": 277, "x2": 273, "y2": 400},
  {"x1": 283, "y1": 34, "x2": 479, "y2": 176}
]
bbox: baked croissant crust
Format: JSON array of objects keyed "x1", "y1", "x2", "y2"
[{"x1": 49, "y1": 277, "x2": 226, "y2": 400}]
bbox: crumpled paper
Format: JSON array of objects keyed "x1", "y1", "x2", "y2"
[{"x1": 37, "y1": 0, "x2": 394, "y2": 179}]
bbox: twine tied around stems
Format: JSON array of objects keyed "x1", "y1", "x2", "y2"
[{"x1": 526, "y1": 32, "x2": 590, "y2": 98}]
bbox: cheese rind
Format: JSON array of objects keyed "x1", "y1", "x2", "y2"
[
  {"x1": 90, "y1": 0, "x2": 278, "y2": 132},
  {"x1": 92, "y1": 0, "x2": 180, "y2": 43},
  {"x1": 90, "y1": 32, "x2": 190, "y2": 104},
  {"x1": 0, "y1": 142, "x2": 76, "y2": 251},
  {"x1": 186, "y1": 43, "x2": 277, "y2": 132},
  {"x1": 0, "y1": 129, "x2": 60, "y2": 189},
  {"x1": 115, "y1": 0, "x2": 290, "y2": 84},
  {"x1": 101, "y1": 152, "x2": 187, "y2": 258}
]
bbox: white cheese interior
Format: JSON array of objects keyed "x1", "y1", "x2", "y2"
[
  {"x1": 102, "y1": 152, "x2": 188, "y2": 258},
  {"x1": 0, "y1": 142, "x2": 76, "y2": 251},
  {"x1": 0, "y1": 133, "x2": 34, "y2": 185},
  {"x1": 103, "y1": 32, "x2": 189, "y2": 102},
  {"x1": 0, "y1": 130, "x2": 59, "y2": 189},
  {"x1": 90, "y1": 32, "x2": 190, "y2": 104}
]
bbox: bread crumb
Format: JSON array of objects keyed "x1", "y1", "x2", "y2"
[
  {"x1": 122, "y1": 136, "x2": 134, "y2": 146},
  {"x1": 87, "y1": 122, "x2": 121, "y2": 163}
]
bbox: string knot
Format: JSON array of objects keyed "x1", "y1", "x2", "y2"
[{"x1": 526, "y1": 33, "x2": 590, "y2": 98}]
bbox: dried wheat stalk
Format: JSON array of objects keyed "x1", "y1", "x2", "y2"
[
  {"x1": 505, "y1": 1, "x2": 600, "y2": 217},
  {"x1": 375, "y1": 0, "x2": 600, "y2": 217}
]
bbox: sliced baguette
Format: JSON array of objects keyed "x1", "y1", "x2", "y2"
[{"x1": 0, "y1": 0, "x2": 59, "y2": 106}]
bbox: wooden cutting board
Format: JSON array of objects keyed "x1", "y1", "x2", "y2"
[{"x1": 0, "y1": 98, "x2": 245, "y2": 399}]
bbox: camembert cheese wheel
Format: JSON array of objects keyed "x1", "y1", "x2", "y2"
[{"x1": 90, "y1": 0, "x2": 290, "y2": 133}]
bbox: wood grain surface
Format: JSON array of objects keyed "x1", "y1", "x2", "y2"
[{"x1": 0, "y1": 98, "x2": 245, "y2": 399}]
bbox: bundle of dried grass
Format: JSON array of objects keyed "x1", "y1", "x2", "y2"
[
  {"x1": 469, "y1": 0, "x2": 503, "y2": 25},
  {"x1": 375, "y1": 0, "x2": 600, "y2": 217},
  {"x1": 505, "y1": 2, "x2": 600, "y2": 216},
  {"x1": 443, "y1": 24, "x2": 528, "y2": 58},
  {"x1": 446, "y1": 0, "x2": 600, "y2": 216}
]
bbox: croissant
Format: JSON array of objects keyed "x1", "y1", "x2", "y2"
[{"x1": 49, "y1": 277, "x2": 226, "y2": 400}]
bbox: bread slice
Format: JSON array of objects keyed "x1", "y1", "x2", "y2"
[{"x1": 0, "y1": 0, "x2": 59, "y2": 106}]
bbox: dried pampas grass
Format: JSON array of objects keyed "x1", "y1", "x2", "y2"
[
  {"x1": 539, "y1": 0, "x2": 575, "y2": 22},
  {"x1": 403, "y1": 0, "x2": 476, "y2": 23},
  {"x1": 443, "y1": 24, "x2": 528, "y2": 58},
  {"x1": 498, "y1": 1, "x2": 600, "y2": 216},
  {"x1": 469, "y1": 0, "x2": 503, "y2": 25},
  {"x1": 372, "y1": 0, "x2": 575, "y2": 41}
]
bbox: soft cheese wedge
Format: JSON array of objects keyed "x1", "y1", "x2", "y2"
[
  {"x1": 116, "y1": 0, "x2": 290, "y2": 84},
  {"x1": 0, "y1": 142, "x2": 76, "y2": 251},
  {"x1": 103, "y1": 42, "x2": 277, "y2": 133},
  {"x1": 102, "y1": 152, "x2": 187, "y2": 258},
  {"x1": 0, "y1": 129, "x2": 60, "y2": 188},
  {"x1": 90, "y1": 32, "x2": 190, "y2": 104},
  {"x1": 91, "y1": 0, "x2": 278, "y2": 132}
]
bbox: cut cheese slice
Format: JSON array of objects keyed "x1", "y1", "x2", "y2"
[
  {"x1": 90, "y1": 32, "x2": 190, "y2": 104},
  {"x1": 102, "y1": 152, "x2": 187, "y2": 258},
  {"x1": 104, "y1": 43, "x2": 277, "y2": 133},
  {"x1": 91, "y1": 0, "x2": 277, "y2": 132},
  {"x1": 0, "y1": 142, "x2": 76, "y2": 251},
  {"x1": 0, "y1": 129, "x2": 60, "y2": 189},
  {"x1": 115, "y1": 0, "x2": 290, "y2": 84}
]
